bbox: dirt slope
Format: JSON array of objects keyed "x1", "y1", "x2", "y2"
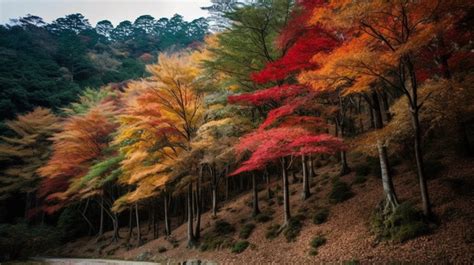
[{"x1": 53, "y1": 156, "x2": 474, "y2": 264}]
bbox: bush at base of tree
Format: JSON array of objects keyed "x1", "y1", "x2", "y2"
[
  {"x1": 371, "y1": 202, "x2": 430, "y2": 243},
  {"x1": 283, "y1": 218, "x2": 303, "y2": 242},
  {"x1": 265, "y1": 224, "x2": 280, "y2": 240}
]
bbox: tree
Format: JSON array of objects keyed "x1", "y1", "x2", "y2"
[
  {"x1": 201, "y1": 0, "x2": 239, "y2": 31},
  {"x1": 48, "y1": 13, "x2": 92, "y2": 34},
  {"x1": 133, "y1": 15, "x2": 155, "y2": 34},
  {"x1": 38, "y1": 101, "x2": 118, "y2": 214},
  {"x1": 112, "y1": 53, "x2": 204, "y2": 212},
  {"x1": 0, "y1": 108, "x2": 60, "y2": 213},
  {"x1": 301, "y1": 0, "x2": 471, "y2": 217},
  {"x1": 111, "y1": 20, "x2": 133, "y2": 42},
  {"x1": 204, "y1": 0, "x2": 293, "y2": 91},
  {"x1": 230, "y1": 83, "x2": 344, "y2": 225},
  {"x1": 95, "y1": 20, "x2": 114, "y2": 39},
  {"x1": 231, "y1": 126, "x2": 344, "y2": 225}
]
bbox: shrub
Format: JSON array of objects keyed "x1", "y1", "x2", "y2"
[
  {"x1": 239, "y1": 223, "x2": 256, "y2": 239},
  {"x1": 283, "y1": 218, "x2": 302, "y2": 242},
  {"x1": 214, "y1": 220, "x2": 235, "y2": 234},
  {"x1": 313, "y1": 208, "x2": 329, "y2": 224},
  {"x1": 309, "y1": 249, "x2": 318, "y2": 256},
  {"x1": 371, "y1": 202, "x2": 429, "y2": 243},
  {"x1": 199, "y1": 220, "x2": 236, "y2": 251},
  {"x1": 254, "y1": 213, "x2": 272, "y2": 223},
  {"x1": 310, "y1": 235, "x2": 327, "y2": 248},
  {"x1": 158, "y1": 246, "x2": 167, "y2": 253},
  {"x1": 231, "y1": 240, "x2": 249, "y2": 254},
  {"x1": 352, "y1": 174, "x2": 367, "y2": 185},
  {"x1": 329, "y1": 181, "x2": 353, "y2": 204},
  {"x1": 265, "y1": 224, "x2": 280, "y2": 240}
]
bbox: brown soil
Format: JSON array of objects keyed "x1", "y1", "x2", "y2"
[{"x1": 53, "y1": 155, "x2": 474, "y2": 264}]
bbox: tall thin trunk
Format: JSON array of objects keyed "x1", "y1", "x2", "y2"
[
  {"x1": 265, "y1": 169, "x2": 272, "y2": 200},
  {"x1": 411, "y1": 110, "x2": 431, "y2": 216},
  {"x1": 152, "y1": 203, "x2": 157, "y2": 239},
  {"x1": 225, "y1": 175, "x2": 229, "y2": 201},
  {"x1": 135, "y1": 203, "x2": 141, "y2": 246},
  {"x1": 369, "y1": 103, "x2": 375, "y2": 129},
  {"x1": 164, "y1": 193, "x2": 170, "y2": 237},
  {"x1": 380, "y1": 91, "x2": 392, "y2": 122},
  {"x1": 194, "y1": 167, "x2": 202, "y2": 240},
  {"x1": 336, "y1": 98, "x2": 350, "y2": 176},
  {"x1": 340, "y1": 150, "x2": 350, "y2": 175},
  {"x1": 98, "y1": 197, "x2": 104, "y2": 236},
  {"x1": 79, "y1": 199, "x2": 95, "y2": 236},
  {"x1": 128, "y1": 206, "x2": 133, "y2": 239},
  {"x1": 251, "y1": 173, "x2": 260, "y2": 216},
  {"x1": 187, "y1": 183, "x2": 195, "y2": 248},
  {"x1": 281, "y1": 158, "x2": 291, "y2": 225},
  {"x1": 192, "y1": 188, "x2": 197, "y2": 221},
  {"x1": 372, "y1": 90, "x2": 399, "y2": 210},
  {"x1": 309, "y1": 156, "x2": 315, "y2": 179},
  {"x1": 302, "y1": 155, "x2": 310, "y2": 200},
  {"x1": 405, "y1": 56, "x2": 432, "y2": 217},
  {"x1": 111, "y1": 215, "x2": 119, "y2": 242}
]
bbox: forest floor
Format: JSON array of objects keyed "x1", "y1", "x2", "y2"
[{"x1": 51, "y1": 153, "x2": 474, "y2": 264}]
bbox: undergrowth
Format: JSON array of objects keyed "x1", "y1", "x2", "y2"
[
  {"x1": 200, "y1": 220, "x2": 235, "y2": 251},
  {"x1": 371, "y1": 202, "x2": 430, "y2": 243}
]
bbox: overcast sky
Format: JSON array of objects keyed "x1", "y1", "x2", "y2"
[{"x1": 0, "y1": 0, "x2": 211, "y2": 26}]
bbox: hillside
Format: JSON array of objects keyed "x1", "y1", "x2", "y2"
[
  {"x1": 51, "y1": 154, "x2": 474, "y2": 264},
  {"x1": 1, "y1": 1, "x2": 473, "y2": 264}
]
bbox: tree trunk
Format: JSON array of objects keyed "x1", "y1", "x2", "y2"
[
  {"x1": 99, "y1": 197, "x2": 104, "y2": 236},
  {"x1": 372, "y1": 90, "x2": 399, "y2": 211},
  {"x1": 281, "y1": 158, "x2": 291, "y2": 225},
  {"x1": 194, "y1": 167, "x2": 202, "y2": 240},
  {"x1": 187, "y1": 183, "x2": 196, "y2": 248},
  {"x1": 225, "y1": 175, "x2": 229, "y2": 201},
  {"x1": 151, "y1": 204, "x2": 157, "y2": 239},
  {"x1": 265, "y1": 169, "x2": 272, "y2": 200},
  {"x1": 369, "y1": 103, "x2": 375, "y2": 129},
  {"x1": 302, "y1": 155, "x2": 311, "y2": 200},
  {"x1": 111, "y1": 216, "x2": 119, "y2": 242},
  {"x1": 251, "y1": 173, "x2": 260, "y2": 216},
  {"x1": 336, "y1": 105, "x2": 350, "y2": 176},
  {"x1": 378, "y1": 142, "x2": 399, "y2": 210},
  {"x1": 128, "y1": 206, "x2": 133, "y2": 239},
  {"x1": 411, "y1": 110, "x2": 431, "y2": 217},
  {"x1": 340, "y1": 150, "x2": 350, "y2": 176},
  {"x1": 135, "y1": 203, "x2": 141, "y2": 246},
  {"x1": 380, "y1": 91, "x2": 392, "y2": 122},
  {"x1": 406, "y1": 56, "x2": 432, "y2": 217},
  {"x1": 164, "y1": 193, "x2": 170, "y2": 237},
  {"x1": 309, "y1": 155, "x2": 315, "y2": 179}
]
